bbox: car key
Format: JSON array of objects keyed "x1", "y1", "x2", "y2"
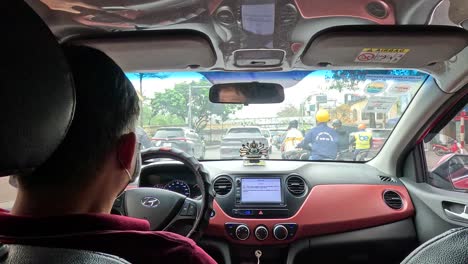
[{"x1": 255, "y1": 250, "x2": 262, "y2": 264}]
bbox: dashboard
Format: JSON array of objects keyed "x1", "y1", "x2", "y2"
[{"x1": 137, "y1": 160, "x2": 417, "y2": 264}]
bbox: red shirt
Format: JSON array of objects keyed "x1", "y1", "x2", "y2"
[{"x1": 0, "y1": 210, "x2": 216, "y2": 263}]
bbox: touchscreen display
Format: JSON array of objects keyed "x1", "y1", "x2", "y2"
[{"x1": 241, "y1": 178, "x2": 282, "y2": 203}]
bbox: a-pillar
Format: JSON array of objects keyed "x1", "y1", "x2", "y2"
[{"x1": 461, "y1": 111, "x2": 466, "y2": 148}]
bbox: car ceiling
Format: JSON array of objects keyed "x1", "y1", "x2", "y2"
[{"x1": 27, "y1": 0, "x2": 468, "y2": 94}]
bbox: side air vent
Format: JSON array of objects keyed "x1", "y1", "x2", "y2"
[
  {"x1": 213, "y1": 177, "x2": 232, "y2": 196},
  {"x1": 287, "y1": 176, "x2": 305, "y2": 196},
  {"x1": 379, "y1": 175, "x2": 397, "y2": 183},
  {"x1": 383, "y1": 191, "x2": 403, "y2": 209}
]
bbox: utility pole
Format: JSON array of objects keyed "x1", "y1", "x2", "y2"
[{"x1": 187, "y1": 84, "x2": 211, "y2": 130}]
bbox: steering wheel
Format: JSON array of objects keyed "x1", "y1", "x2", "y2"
[{"x1": 112, "y1": 147, "x2": 214, "y2": 238}]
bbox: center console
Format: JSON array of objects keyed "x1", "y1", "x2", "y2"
[{"x1": 213, "y1": 174, "x2": 309, "y2": 242}]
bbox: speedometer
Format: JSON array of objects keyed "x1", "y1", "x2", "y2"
[{"x1": 164, "y1": 180, "x2": 191, "y2": 197}]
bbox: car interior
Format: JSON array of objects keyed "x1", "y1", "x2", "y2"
[{"x1": 2, "y1": 0, "x2": 468, "y2": 263}]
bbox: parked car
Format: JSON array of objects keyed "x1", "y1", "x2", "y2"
[
  {"x1": 152, "y1": 127, "x2": 205, "y2": 159},
  {"x1": 220, "y1": 126, "x2": 269, "y2": 159}
]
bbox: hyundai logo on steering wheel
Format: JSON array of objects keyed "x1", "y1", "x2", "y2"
[{"x1": 141, "y1": 196, "x2": 160, "y2": 208}]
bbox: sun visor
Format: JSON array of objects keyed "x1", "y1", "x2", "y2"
[
  {"x1": 71, "y1": 31, "x2": 216, "y2": 71},
  {"x1": 302, "y1": 26, "x2": 468, "y2": 68}
]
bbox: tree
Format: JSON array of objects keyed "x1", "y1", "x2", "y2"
[
  {"x1": 130, "y1": 73, "x2": 172, "y2": 126},
  {"x1": 150, "y1": 80, "x2": 243, "y2": 132},
  {"x1": 277, "y1": 104, "x2": 301, "y2": 117},
  {"x1": 330, "y1": 104, "x2": 353, "y2": 124}
]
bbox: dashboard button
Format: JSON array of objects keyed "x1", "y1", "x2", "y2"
[
  {"x1": 179, "y1": 201, "x2": 190, "y2": 216},
  {"x1": 225, "y1": 223, "x2": 236, "y2": 239},
  {"x1": 187, "y1": 203, "x2": 197, "y2": 216},
  {"x1": 235, "y1": 225, "x2": 250, "y2": 240},
  {"x1": 114, "y1": 195, "x2": 123, "y2": 207},
  {"x1": 255, "y1": 226, "x2": 268, "y2": 241},
  {"x1": 273, "y1": 224, "x2": 288, "y2": 240},
  {"x1": 285, "y1": 223, "x2": 298, "y2": 238}
]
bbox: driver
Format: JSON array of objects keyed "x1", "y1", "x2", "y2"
[{"x1": 0, "y1": 46, "x2": 216, "y2": 264}]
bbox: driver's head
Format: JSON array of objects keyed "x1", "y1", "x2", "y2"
[
  {"x1": 14, "y1": 46, "x2": 140, "y2": 215},
  {"x1": 288, "y1": 120, "x2": 298, "y2": 129}
]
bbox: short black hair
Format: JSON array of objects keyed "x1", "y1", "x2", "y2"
[
  {"x1": 18, "y1": 46, "x2": 140, "y2": 190},
  {"x1": 289, "y1": 120, "x2": 298, "y2": 129}
]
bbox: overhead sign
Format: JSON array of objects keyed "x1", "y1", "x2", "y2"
[
  {"x1": 365, "y1": 74, "x2": 426, "y2": 95},
  {"x1": 387, "y1": 82, "x2": 413, "y2": 95},
  {"x1": 363, "y1": 96, "x2": 398, "y2": 113},
  {"x1": 355, "y1": 48, "x2": 410, "y2": 64},
  {"x1": 365, "y1": 81, "x2": 387, "y2": 94}
]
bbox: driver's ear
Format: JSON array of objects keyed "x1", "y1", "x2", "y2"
[{"x1": 116, "y1": 132, "x2": 137, "y2": 170}]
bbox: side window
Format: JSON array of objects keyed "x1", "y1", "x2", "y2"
[
  {"x1": 424, "y1": 104, "x2": 468, "y2": 191},
  {"x1": 0, "y1": 176, "x2": 18, "y2": 209}
]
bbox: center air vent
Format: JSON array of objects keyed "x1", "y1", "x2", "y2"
[
  {"x1": 287, "y1": 176, "x2": 305, "y2": 196},
  {"x1": 383, "y1": 191, "x2": 403, "y2": 209},
  {"x1": 213, "y1": 177, "x2": 232, "y2": 196}
]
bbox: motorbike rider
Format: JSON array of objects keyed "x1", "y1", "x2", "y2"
[
  {"x1": 297, "y1": 109, "x2": 338, "y2": 160},
  {"x1": 350, "y1": 123, "x2": 373, "y2": 161},
  {"x1": 332, "y1": 119, "x2": 349, "y2": 153},
  {"x1": 281, "y1": 120, "x2": 304, "y2": 159}
]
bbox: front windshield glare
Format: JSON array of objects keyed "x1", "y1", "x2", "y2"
[{"x1": 128, "y1": 70, "x2": 428, "y2": 162}]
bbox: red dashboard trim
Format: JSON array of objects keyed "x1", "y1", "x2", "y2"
[
  {"x1": 205, "y1": 184, "x2": 414, "y2": 245},
  {"x1": 294, "y1": 0, "x2": 395, "y2": 25}
]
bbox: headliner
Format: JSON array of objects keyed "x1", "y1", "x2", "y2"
[{"x1": 26, "y1": 0, "x2": 468, "y2": 93}]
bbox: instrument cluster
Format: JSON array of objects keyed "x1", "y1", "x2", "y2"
[{"x1": 141, "y1": 172, "x2": 201, "y2": 198}]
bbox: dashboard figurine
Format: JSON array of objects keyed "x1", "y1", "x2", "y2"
[{"x1": 240, "y1": 141, "x2": 268, "y2": 166}]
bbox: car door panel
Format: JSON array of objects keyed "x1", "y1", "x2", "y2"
[{"x1": 400, "y1": 178, "x2": 465, "y2": 243}]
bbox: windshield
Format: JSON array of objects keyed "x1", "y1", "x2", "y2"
[
  {"x1": 227, "y1": 128, "x2": 262, "y2": 137},
  {"x1": 372, "y1": 130, "x2": 392, "y2": 139},
  {"x1": 128, "y1": 70, "x2": 428, "y2": 161}
]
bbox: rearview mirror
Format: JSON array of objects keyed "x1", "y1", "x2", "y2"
[{"x1": 209, "y1": 82, "x2": 284, "y2": 104}]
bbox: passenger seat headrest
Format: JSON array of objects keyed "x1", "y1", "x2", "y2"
[{"x1": 0, "y1": 1, "x2": 75, "y2": 176}]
